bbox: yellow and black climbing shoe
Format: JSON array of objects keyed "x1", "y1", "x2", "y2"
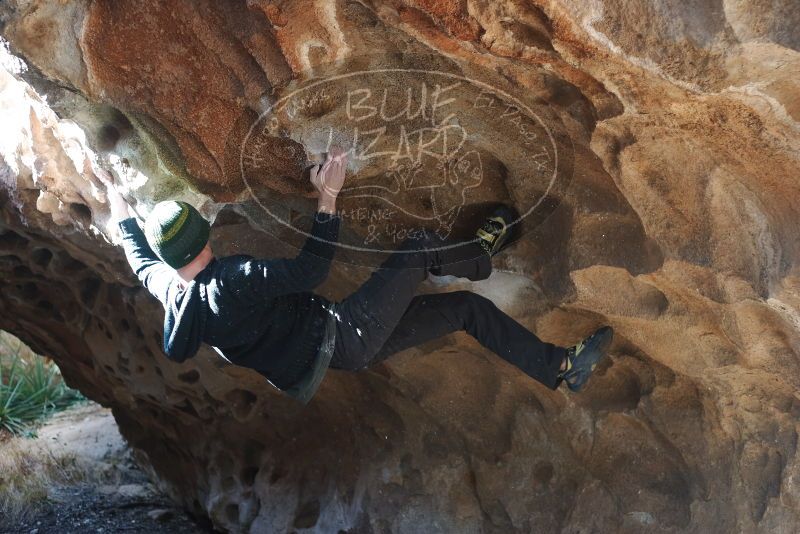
[
  {"x1": 559, "y1": 326, "x2": 613, "y2": 392},
  {"x1": 476, "y1": 204, "x2": 520, "y2": 256}
]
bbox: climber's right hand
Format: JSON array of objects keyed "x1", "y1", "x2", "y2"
[
  {"x1": 311, "y1": 147, "x2": 348, "y2": 214},
  {"x1": 85, "y1": 156, "x2": 132, "y2": 222}
]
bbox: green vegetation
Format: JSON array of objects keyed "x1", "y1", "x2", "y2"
[{"x1": 0, "y1": 332, "x2": 84, "y2": 435}]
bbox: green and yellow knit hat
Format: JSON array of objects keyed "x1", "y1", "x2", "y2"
[{"x1": 144, "y1": 201, "x2": 210, "y2": 269}]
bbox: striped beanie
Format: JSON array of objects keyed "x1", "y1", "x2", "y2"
[{"x1": 144, "y1": 201, "x2": 210, "y2": 269}]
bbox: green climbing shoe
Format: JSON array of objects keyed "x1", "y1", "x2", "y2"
[
  {"x1": 560, "y1": 326, "x2": 613, "y2": 392},
  {"x1": 476, "y1": 204, "x2": 520, "y2": 256}
]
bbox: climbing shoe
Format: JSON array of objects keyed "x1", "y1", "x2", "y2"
[
  {"x1": 559, "y1": 326, "x2": 613, "y2": 392},
  {"x1": 476, "y1": 204, "x2": 520, "y2": 256}
]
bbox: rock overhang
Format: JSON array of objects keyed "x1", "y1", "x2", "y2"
[{"x1": 0, "y1": 1, "x2": 799, "y2": 532}]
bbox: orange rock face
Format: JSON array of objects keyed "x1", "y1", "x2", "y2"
[{"x1": 1, "y1": 0, "x2": 800, "y2": 531}]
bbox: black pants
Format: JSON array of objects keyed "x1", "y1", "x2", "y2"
[{"x1": 330, "y1": 235, "x2": 565, "y2": 389}]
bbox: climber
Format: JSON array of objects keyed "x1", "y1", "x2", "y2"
[{"x1": 97, "y1": 149, "x2": 613, "y2": 404}]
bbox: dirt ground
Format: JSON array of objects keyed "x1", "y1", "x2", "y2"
[{"x1": 0, "y1": 404, "x2": 215, "y2": 534}]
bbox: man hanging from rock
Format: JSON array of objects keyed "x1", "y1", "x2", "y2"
[{"x1": 97, "y1": 149, "x2": 613, "y2": 404}]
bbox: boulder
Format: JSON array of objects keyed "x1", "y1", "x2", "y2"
[{"x1": 0, "y1": 0, "x2": 799, "y2": 532}]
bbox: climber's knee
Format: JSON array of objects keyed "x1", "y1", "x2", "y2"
[
  {"x1": 447, "y1": 290, "x2": 492, "y2": 327},
  {"x1": 453, "y1": 290, "x2": 490, "y2": 306}
]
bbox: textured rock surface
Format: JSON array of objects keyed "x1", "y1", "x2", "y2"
[{"x1": 1, "y1": 0, "x2": 800, "y2": 532}]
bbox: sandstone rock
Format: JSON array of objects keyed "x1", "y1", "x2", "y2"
[
  {"x1": 147, "y1": 508, "x2": 174, "y2": 522},
  {"x1": 0, "y1": 1, "x2": 799, "y2": 533},
  {"x1": 117, "y1": 484, "x2": 149, "y2": 499}
]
